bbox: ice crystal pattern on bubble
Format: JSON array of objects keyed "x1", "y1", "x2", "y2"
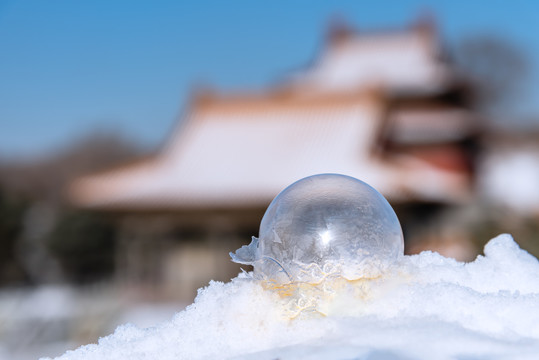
[{"x1": 231, "y1": 174, "x2": 404, "y2": 283}]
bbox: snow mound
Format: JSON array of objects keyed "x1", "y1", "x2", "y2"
[{"x1": 44, "y1": 234, "x2": 539, "y2": 360}]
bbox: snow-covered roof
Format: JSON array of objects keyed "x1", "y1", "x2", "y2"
[
  {"x1": 289, "y1": 25, "x2": 452, "y2": 95},
  {"x1": 70, "y1": 22, "x2": 472, "y2": 210},
  {"x1": 70, "y1": 94, "x2": 470, "y2": 210},
  {"x1": 480, "y1": 137, "x2": 539, "y2": 214}
]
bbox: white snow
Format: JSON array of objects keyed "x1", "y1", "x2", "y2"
[
  {"x1": 481, "y1": 149, "x2": 539, "y2": 213},
  {"x1": 292, "y1": 31, "x2": 449, "y2": 94},
  {"x1": 72, "y1": 103, "x2": 469, "y2": 209},
  {"x1": 44, "y1": 234, "x2": 539, "y2": 360}
]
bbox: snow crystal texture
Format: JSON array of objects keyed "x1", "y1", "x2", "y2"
[{"x1": 44, "y1": 234, "x2": 539, "y2": 360}]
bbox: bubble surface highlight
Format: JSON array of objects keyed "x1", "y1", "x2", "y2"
[{"x1": 231, "y1": 174, "x2": 404, "y2": 283}]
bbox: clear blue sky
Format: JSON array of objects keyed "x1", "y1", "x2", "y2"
[{"x1": 1, "y1": 0, "x2": 538, "y2": 158}]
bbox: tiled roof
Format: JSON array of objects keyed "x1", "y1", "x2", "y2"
[
  {"x1": 70, "y1": 95, "x2": 470, "y2": 210},
  {"x1": 289, "y1": 28, "x2": 452, "y2": 95}
]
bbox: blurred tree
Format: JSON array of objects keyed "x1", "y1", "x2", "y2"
[
  {"x1": 47, "y1": 210, "x2": 116, "y2": 283},
  {"x1": 454, "y1": 35, "x2": 528, "y2": 116},
  {"x1": 0, "y1": 131, "x2": 143, "y2": 204},
  {"x1": 0, "y1": 187, "x2": 29, "y2": 284},
  {"x1": 0, "y1": 131, "x2": 142, "y2": 284}
]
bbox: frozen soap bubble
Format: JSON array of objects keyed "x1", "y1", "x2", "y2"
[{"x1": 231, "y1": 174, "x2": 404, "y2": 284}]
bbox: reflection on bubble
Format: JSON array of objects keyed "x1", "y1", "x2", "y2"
[{"x1": 231, "y1": 174, "x2": 403, "y2": 284}]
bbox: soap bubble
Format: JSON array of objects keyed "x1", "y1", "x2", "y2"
[{"x1": 231, "y1": 174, "x2": 403, "y2": 284}]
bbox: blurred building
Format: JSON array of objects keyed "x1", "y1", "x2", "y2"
[
  {"x1": 480, "y1": 130, "x2": 539, "y2": 216},
  {"x1": 70, "y1": 18, "x2": 479, "y2": 300}
]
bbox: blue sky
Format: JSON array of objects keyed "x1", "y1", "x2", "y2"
[{"x1": 1, "y1": 0, "x2": 538, "y2": 158}]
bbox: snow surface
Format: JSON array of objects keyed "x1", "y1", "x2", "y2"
[{"x1": 44, "y1": 234, "x2": 539, "y2": 360}]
